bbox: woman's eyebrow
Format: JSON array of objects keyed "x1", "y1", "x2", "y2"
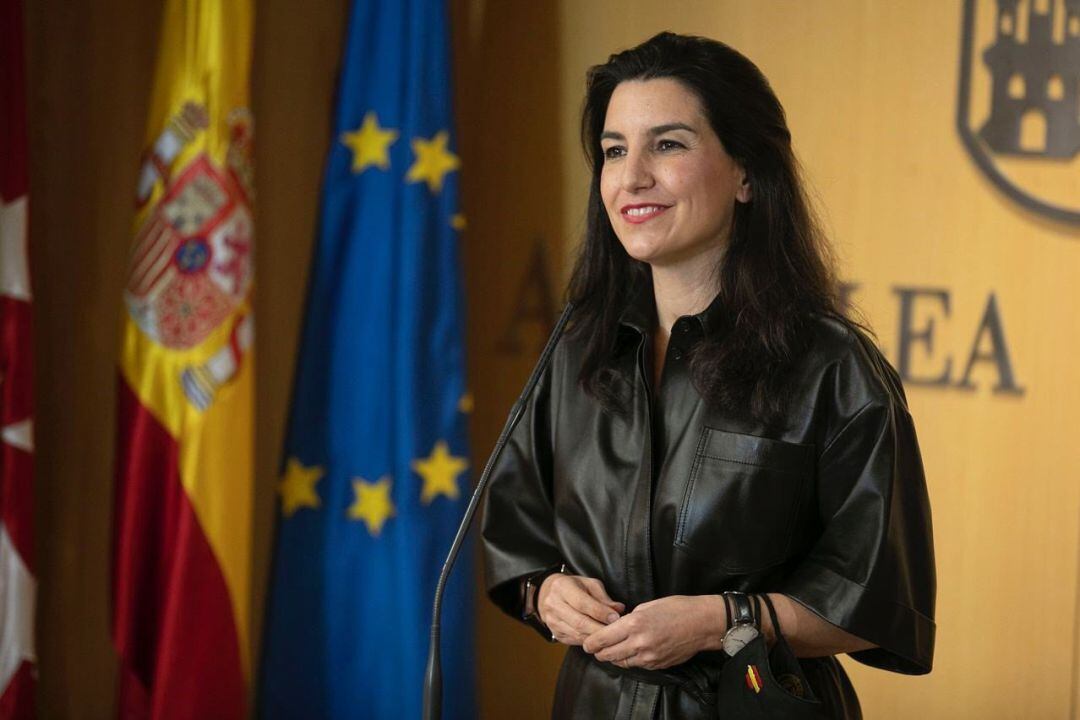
[
  {"x1": 600, "y1": 123, "x2": 697, "y2": 142},
  {"x1": 648, "y1": 123, "x2": 696, "y2": 136}
]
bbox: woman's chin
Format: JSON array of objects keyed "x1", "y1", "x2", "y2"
[
  {"x1": 618, "y1": 241, "x2": 666, "y2": 266},
  {"x1": 621, "y1": 246, "x2": 698, "y2": 271}
]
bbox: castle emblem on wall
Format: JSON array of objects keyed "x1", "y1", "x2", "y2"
[{"x1": 957, "y1": 0, "x2": 1080, "y2": 224}]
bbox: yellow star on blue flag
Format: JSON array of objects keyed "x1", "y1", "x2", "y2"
[
  {"x1": 341, "y1": 111, "x2": 398, "y2": 173},
  {"x1": 347, "y1": 476, "x2": 396, "y2": 536},
  {"x1": 406, "y1": 131, "x2": 460, "y2": 193},
  {"x1": 277, "y1": 457, "x2": 324, "y2": 517},
  {"x1": 413, "y1": 440, "x2": 468, "y2": 504}
]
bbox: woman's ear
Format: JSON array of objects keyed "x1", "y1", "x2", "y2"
[{"x1": 736, "y1": 169, "x2": 752, "y2": 203}]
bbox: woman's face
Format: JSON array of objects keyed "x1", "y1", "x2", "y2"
[{"x1": 599, "y1": 78, "x2": 749, "y2": 270}]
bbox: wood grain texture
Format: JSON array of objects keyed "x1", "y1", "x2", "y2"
[
  {"x1": 25, "y1": 0, "x2": 160, "y2": 715},
  {"x1": 450, "y1": 1, "x2": 569, "y2": 718}
]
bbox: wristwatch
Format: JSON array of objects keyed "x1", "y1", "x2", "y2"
[
  {"x1": 721, "y1": 591, "x2": 760, "y2": 656},
  {"x1": 522, "y1": 563, "x2": 566, "y2": 640}
]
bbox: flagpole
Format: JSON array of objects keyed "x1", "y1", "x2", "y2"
[{"x1": 423, "y1": 302, "x2": 575, "y2": 720}]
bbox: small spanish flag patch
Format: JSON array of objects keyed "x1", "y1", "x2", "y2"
[{"x1": 745, "y1": 664, "x2": 763, "y2": 694}]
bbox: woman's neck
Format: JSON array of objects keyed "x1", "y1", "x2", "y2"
[{"x1": 650, "y1": 256, "x2": 722, "y2": 336}]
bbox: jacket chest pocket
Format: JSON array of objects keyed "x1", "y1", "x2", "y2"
[{"x1": 674, "y1": 428, "x2": 814, "y2": 573}]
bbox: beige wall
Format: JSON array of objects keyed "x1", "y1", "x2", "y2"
[
  {"x1": 544, "y1": 1, "x2": 1080, "y2": 718},
  {"x1": 23, "y1": 0, "x2": 1080, "y2": 718}
]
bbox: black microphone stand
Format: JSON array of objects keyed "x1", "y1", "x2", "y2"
[{"x1": 422, "y1": 303, "x2": 575, "y2": 720}]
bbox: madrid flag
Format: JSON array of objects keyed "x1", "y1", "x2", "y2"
[
  {"x1": 0, "y1": 0, "x2": 37, "y2": 716},
  {"x1": 112, "y1": 1, "x2": 254, "y2": 718}
]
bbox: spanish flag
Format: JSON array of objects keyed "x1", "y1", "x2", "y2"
[{"x1": 112, "y1": 1, "x2": 254, "y2": 717}]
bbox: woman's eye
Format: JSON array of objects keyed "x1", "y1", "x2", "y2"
[
  {"x1": 602, "y1": 146, "x2": 625, "y2": 160},
  {"x1": 657, "y1": 139, "x2": 685, "y2": 151}
]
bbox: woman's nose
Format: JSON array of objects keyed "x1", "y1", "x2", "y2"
[{"x1": 620, "y1": 150, "x2": 654, "y2": 191}]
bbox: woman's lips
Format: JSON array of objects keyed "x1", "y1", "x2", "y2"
[{"x1": 620, "y1": 204, "x2": 670, "y2": 224}]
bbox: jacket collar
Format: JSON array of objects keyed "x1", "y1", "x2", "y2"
[{"x1": 617, "y1": 277, "x2": 725, "y2": 337}]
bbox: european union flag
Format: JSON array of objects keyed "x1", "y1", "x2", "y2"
[{"x1": 259, "y1": 0, "x2": 475, "y2": 717}]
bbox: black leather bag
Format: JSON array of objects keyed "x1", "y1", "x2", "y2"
[{"x1": 716, "y1": 595, "x2": 831, "y2": 719}]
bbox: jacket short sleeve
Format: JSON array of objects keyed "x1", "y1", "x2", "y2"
[
  {"x1": 480, "y1": 364, "x2": 561, "y2": 621},
  {"x1": 781, "y1": 353, "x2": 936, "y2": 675}
]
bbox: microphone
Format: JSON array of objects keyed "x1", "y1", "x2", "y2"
[{"x1": 422, "y1": 302, "x2": 575, "y2": 720}]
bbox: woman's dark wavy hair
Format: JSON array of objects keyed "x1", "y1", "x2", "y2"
[{"x1": 567, "y1": 31, "x2": 846, "y2": 424}]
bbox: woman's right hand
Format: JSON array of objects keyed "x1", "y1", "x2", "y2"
[{"x1": 538, "y1": 574, "x2": 626, "y2": 645}]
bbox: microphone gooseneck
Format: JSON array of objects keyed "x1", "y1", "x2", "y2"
[{"x1": 422, "y1": 302, "x2": 575, "y2": 720}]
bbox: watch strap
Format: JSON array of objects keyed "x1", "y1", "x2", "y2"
[
  {"x1": 725, "y1": 591, "x2": 754, "y2": 627},
  {"x1": 522, "y1": 563, "x2": 566, "y2": 641}
]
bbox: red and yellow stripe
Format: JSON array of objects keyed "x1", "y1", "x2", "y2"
[{"x1": 745, "y1": 664, "x2": 763, "y2": 694}]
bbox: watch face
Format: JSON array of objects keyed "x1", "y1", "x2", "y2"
[{"x1": 722, "y1": 624, "x2": 760, "y2": 656}]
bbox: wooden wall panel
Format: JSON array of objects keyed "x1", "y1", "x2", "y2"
[
  {"x1": 450, "y1": 1, "x2": 568, "y2": 717},
  {"x1": 249, "y1": 0, "x2": 350, "y2": 692},
  {"x1": 25, "y1": 1, "x2": 160, "y2": 715}
]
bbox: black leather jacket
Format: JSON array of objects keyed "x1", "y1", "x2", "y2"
[{"x1": 481, "y1": 295, "x2": 936, "y2": 719}]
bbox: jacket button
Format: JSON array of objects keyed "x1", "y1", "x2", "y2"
[{"x1": 673, "y1": 350, "x2": 683, "y2": 361}]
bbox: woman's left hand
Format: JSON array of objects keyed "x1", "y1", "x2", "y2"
[{"x1": 581, "y1": 594, "x2": 725, "y2": 670}]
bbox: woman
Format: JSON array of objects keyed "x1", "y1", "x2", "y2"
[{"x1": 481, "y1": 32, "x2": 935, "y2": 719}]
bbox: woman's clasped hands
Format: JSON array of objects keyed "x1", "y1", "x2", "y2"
[{"x1": 538, "y1": 573, "x2": 722, "y2": 671}]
